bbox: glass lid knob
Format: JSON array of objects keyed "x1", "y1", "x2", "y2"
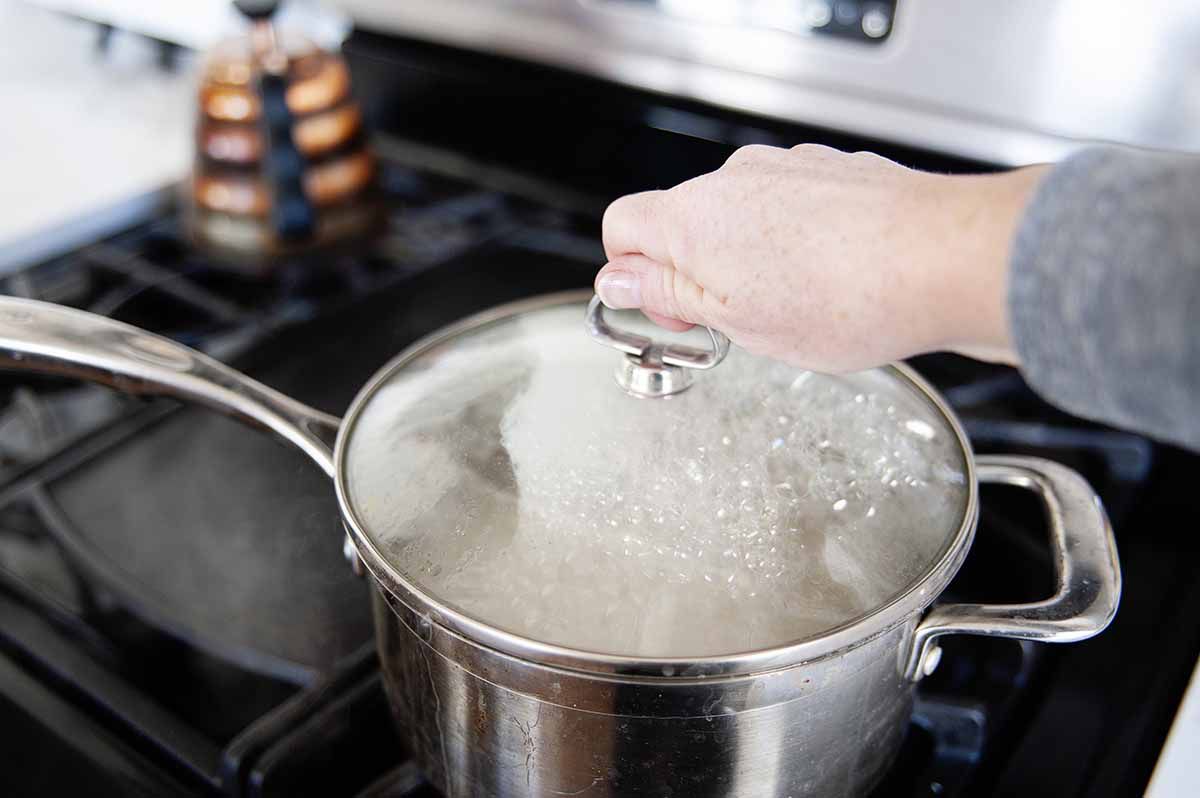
[{"x1": 585, "y1": 294, "x2": 730, "y2": 398}]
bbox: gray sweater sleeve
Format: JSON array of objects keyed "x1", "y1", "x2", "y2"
[{"x1": 1009, "y1": 145, "x2": 1200, "y2": 450}]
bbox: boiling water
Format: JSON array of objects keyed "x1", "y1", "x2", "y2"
[{"x1": 348, "y1": 307, "x2": 967, "y2": 658}]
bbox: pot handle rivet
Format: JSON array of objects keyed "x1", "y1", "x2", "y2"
[{"x1": 920, "y1": 645, "x2": 943, "y2": 677}]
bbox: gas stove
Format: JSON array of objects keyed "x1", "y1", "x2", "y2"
[{"x1": 1, "y1": 26, "x2": 1199, "y2": 798}]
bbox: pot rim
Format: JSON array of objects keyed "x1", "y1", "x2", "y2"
[{"x1": 335, "y1": 289, "x2": 980, "y2": 678}]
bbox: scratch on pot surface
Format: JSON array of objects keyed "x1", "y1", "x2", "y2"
[
  {"x1": 550, "y1": 777, "x2": 603, "y2": 795},
  {"x1": 512, "y1": 704, "x2": 543, "y2": 790},
  {"x1": 417, "y1": 638, "x2": 452, "y2": 796}
]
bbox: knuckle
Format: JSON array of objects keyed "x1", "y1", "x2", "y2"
[
  {"x1": 600, "y1": 197, "x2": 627, "y2": 244},
  {"x1": 659, "y1": 188, "x2": 701, "y2": 260},
  {"x1": 789, "y1": 142, "x2": 839, "y2": 159},
  {"x1": 603, "y1": 191, "x2": 662, "y2": 240},
  {"x1": 602, "y1": 193, "x2": 633, "y2": 231},
  {"x1": 724, "y1": 143, "x2": 777, "y2": 168},
  {"x1": 665, "y1": 174, "x2": 701, "y2": 201}
]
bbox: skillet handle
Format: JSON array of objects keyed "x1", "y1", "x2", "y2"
[
  {"x1": 904, "y1": 454, "x2": 1121, "y2": 681},
  {"x1": 0, "y1": 297, "x2": 339, "y2": 477}
]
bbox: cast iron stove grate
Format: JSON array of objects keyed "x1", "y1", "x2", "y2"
[{"x1": 0, "y1": 140, "x2": 1171, "y2": 798}]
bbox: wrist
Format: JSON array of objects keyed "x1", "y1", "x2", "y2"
[{"x1": 926, "y1": 165, "x2": 1049, "y2": 363}]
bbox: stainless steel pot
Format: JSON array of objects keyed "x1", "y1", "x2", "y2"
[{"x1": 0, "y1": 291, "x2": 1121, "y2": 798}]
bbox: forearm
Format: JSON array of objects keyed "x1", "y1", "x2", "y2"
[{"x1": 1008, "y1": 146, "x2": 1200, "y2": 449}]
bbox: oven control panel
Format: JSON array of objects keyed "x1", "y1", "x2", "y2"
[
  {"x1": 336, "y1": 0, "x2": 1200, "y2": 166},
  {"x1": 596, "y1": 0, "x2": 897, "y2": 43}
]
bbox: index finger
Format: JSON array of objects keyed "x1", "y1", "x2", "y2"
[{"x1": 602, "y1": 190, "x2": 675, "y2": 267}]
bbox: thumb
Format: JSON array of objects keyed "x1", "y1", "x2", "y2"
[{"x1": 594, "y1": 254, "x2": 707, "y2": 332}]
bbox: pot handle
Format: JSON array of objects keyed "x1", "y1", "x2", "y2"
[
  {"x1": 904, "y1": 454, "x2": 1121, "y2": 681},
  {"x1": 0, "y1": 297, "x2": 339, "y2": 477}
]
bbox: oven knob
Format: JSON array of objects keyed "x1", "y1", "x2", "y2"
[
  {"x1": 834, "y1": 1, "x2": 860, "y2": 27},
  {"x1": 862, "y1": 3, "x2": 892, "y2": 38},
  {"x1": 801, "y1": 0, "x2": 833, "y2": 28}
]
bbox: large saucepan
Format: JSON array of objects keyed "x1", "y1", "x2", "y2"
[{"x1": 0, "y1": 290, "x2": 1119, "y2": 797}]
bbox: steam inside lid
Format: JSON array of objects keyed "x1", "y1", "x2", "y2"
[{"x1": 346, "y1": 303, "x2": 968, "y2": 657}]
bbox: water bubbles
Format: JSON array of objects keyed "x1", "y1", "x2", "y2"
[
  {"x1": 350, "y1": 307, "x2": 968, "y2": 658},
  {"x1": 904, "y1": 419, "x2": 936, "y2": 440}
]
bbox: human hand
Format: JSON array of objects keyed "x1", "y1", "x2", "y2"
[{"x1": 595, "y1": 144, "x2": 1047, "y2": 372}]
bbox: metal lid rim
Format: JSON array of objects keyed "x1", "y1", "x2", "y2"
[{"x1": 334, "y1": 289, "x2": 980, "y2": 677}]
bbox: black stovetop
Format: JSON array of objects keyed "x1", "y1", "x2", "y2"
[{"x1": 1, "y1": 28, "x2": 1198, "y2": 798}]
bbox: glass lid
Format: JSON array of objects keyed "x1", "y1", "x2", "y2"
[{"x1": 343, "y1": 293, "x2": 970, "y2": 658}]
